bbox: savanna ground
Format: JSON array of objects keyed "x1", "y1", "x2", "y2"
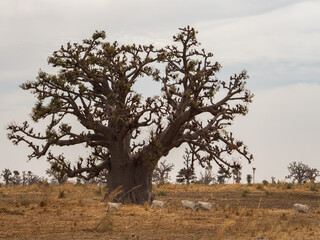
[{"x1": 0, "y1": 182, "x2": 319, "y2": 240}]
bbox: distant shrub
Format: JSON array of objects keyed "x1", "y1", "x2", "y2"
[
  {"x1": 241, "y1": 189, "x2": 250, "y2": 197},
  {"x1": 156, "y1": 191, "x2": 167, "y2": 196},
  {"x1": 310, "y1": 184, "x2": 318, "y2": 192},
  {"x1": 39, "y1": 199, "x2": 47, "y2": 207},
  {"x1": 284, "y1": 183, "x2": 293, "y2": 189},
  {"x1": 39, "y1": 181, "x2": 49, "y2": 187},
  {"x1": 256, "y1": 184, "x2": 264, "y2": 190},
  {"x1": 262, "y1": 180, "x2": 269, "y2": 186},
  {"x1": 75, "y1": 179, "x2": 83, "y2": 186},
  {"x1": 58, "y1": 190, "x2": 65, "y2": 198},
  {"x1": 95, "y1": 187, "x2": 102, "y2": 196}
]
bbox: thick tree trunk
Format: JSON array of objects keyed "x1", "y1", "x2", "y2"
[
  {"x1": 106, "y1": 162, "x2": 154, "y2": 204},
  {"x1": 103, "y1": 138, "x2": 157, "y2": 204}
]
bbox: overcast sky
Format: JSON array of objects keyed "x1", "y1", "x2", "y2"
[{"x1": 1, "y1": 0, "x2": 319, "y2": 183}]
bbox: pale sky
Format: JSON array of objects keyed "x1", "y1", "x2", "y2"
[{"x1": 1, "y1": 0, "x2": 320, "y2": 183}]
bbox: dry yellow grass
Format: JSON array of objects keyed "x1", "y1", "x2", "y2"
[{"x1": 0, "y1": 183, "x2": 319, "y2": 239}]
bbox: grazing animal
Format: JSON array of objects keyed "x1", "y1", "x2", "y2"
[
  {"x1": 151, "y1": 200, "x2": 167, "y2": 210},
  {"x1": 197, "y1": 201, "x2": 216, "y2": 215},
  {"x1": 181, "y1": 200, "x2": 199, "y2": 213},
  {"x1": 292, "y1": 203, "x2": 310, "y2": 216},
  {"x1": 106, "y1": 202, "x2": 122, "y2": 212}
]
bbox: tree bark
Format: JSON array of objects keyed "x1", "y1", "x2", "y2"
[
  {"x1": 103, "y1": 141, "x2": 155, "y2": 204},
  {"x1": 106, "y1": 162, "x2": 154, "y2": 204}
]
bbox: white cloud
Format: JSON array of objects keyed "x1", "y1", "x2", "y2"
[{"x1": 195, "y1": 1, "x2": 320, "y2": 64}]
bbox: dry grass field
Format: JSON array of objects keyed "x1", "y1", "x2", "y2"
[{"x1": 0, "y1": 182, "x2": 319, "y2": 240}]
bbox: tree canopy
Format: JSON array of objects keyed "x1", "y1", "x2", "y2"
[
  {"x1": 7, "y1": 26, "x2": 253, "y2": 203},
  {"x1": 287, "y1": 161, "x2": 319, "y2": 184}
]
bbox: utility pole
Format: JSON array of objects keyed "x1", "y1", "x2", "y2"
[{"x1": 252, "y1": 167, "x2": 256, "y2": 184}]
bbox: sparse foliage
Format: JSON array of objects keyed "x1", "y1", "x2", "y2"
[
  {"x1": 46, "y1": 165, "x2": 68, "y2": 185},
  {"x1": 85, "y1": 169, "x2": 109, "y2": 185},
  {"x1": 11, "y1": 170, "x2": 21, "y2": 185},
  {"x1": 232, "y1": 167, "x2": 242, "y2": 183},
  {"x1": 217, "y1": 167, "x2": 230, "y2": 184},
  {"x1": 286, "y1": 161, "x2": 319, "y2": 184},
  {"x1": 176, "y1": 168, "x2": 197, "y2": 184},
  {"x1": 0, "y1": 169, "x2": 45, "y2": 186},
  {"x1": 21, "y1": 171, "x2": 29, "y2": 186},
  {"x1": 198, "y1": 167, "x2": 216, "y2": 185},
  {"x1": 1, "y1": 169, "x2": 12, "y2": 185},
  {"x1": 152, "y1": 160, "x2": 174, "y2": 185},
  {"x1": 176, "y1": 146, "x2": 197, "y2": 184},
  {"x1": 7, "y1": 26, "x2": 253, "y2": 203},
  {"x1": 95, "y1": 169, "x2": 109, "y2": 185},
  {"x1": 25, "y1": 171, "x2": 45, "y2": 185}
]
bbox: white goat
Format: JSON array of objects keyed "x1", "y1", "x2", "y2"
[
  {"x1": 106, "y1": 202, "x2": 122, "y2": 212},
  {"x1": 151, "y1": 200, "x2": 167, "y2": 210},
  {"x1": 293, "y1": 203, "x2": 310, "y2": 216},
  {"x1": 197, "y1": 201, "x2": 216, "y2": 215},
  {"x1": 181, "y1": 200, "x2": 198, "y2": 213}
]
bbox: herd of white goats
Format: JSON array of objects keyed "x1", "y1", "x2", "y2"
[{"x1": 106, "y1": 200, "x2": 311, "y2": 216}]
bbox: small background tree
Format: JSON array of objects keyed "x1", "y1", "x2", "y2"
[
  {"x1": 232, "y1": 167, "x2": 242, "y2": 183},
  {"x1": 176, "y1": 168, "x2": 197, "y2": 184},
  {"x1": 217, "y1": 167, "x2": 230, "y2": 184},
  {"x1": 21, "y1": 171, "x2": 29, "y2": 186},
  {"x1": 11, "y1": 171, "x2": 21, "y2": 185},
  {"x1": 152, "y1": 160, "x2": 174, "y2": 185},
  {"x1": 287, "y1": 161, "x2": 319, "y2": 184},
  {"x1": 246, "y1": 174, "x2": 252, "y2": 185},
  {"x1": 25, "y1": 171, "x2": 45, "y2": 185},
  {"x1": 1, "y1": 169, "x2": 12, "y2": 185},
  {"x1": 46, "y1": 166, "x2": 68, "y2": 185},
  {"x1": 198, "y1": 167, "x2": 216, "y2": 185},
  {"x1": 176, "y1": 147, "x2": 198, "y2": 184}
]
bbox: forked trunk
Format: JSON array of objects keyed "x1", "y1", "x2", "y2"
[{"x1": 106, "y1": 162, "x2": 154, "y2": 204}]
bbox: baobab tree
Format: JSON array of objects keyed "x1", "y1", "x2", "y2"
[
  {"x1": 7, "y1": 26, "x2": 253, "y2": 203},
  {"x1": 287, "y1": 161, "x2": 319, "y2": 184}
]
